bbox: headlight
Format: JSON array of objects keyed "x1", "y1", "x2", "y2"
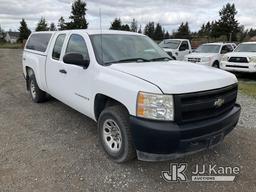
[
  {"x1": 136, "y1": 92, "x2": 174, "y2": 121},
  {"x1": 249, "y1": 56, "x2": 256, "y2": 63},
  {"x1": 221, "y1": 55, "x2": 229, "y2": 62},
  {"x1": 201, "y1": 57, "x2": 210, "y2": 62}
]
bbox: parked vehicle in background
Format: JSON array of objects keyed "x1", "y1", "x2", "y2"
[
  {"x1": 159, "y1": 39, "x2": 192, "y2": 60},
  {"x1": 221, "y1": 42, "x2": 256, "y2": 73},
  {"x1": 184, "y1": 42, "x2": 234, "y2": 68},
  {"x1": 231, "y1": 43, "x2": 237, "y2": 49},
  {"x1": 22, "y1": 30, "x2": 240, "y2": 163}
]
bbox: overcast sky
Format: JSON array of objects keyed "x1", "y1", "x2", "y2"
[{"x1": 0, "y1": 0, "x2": 255, "y2": 33}]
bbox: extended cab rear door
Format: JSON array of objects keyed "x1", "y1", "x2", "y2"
[{"x1": 46, "y1": 31, "x2": 70, "y2": 102}]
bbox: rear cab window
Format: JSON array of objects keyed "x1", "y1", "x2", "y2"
[
  {"x1": 26, "y1": 33, "x2": 53, "y2": 53},
  {"x1": 52, "y1": 34, "x2": 66, "y2": 60}
]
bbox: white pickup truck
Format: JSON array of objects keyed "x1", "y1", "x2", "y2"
[
  {"x1": 221, "y1": 42, "x2": 256, "y2": 73},
  {"x1": 159, "y1": 39, "x2": 192, "y2": 60},
  {"x1": 184, "y1": 42, "x2": 234, "y2": 68},
  {"x1": 22, "y1": 30, "x2": 241, "y2": 163}
]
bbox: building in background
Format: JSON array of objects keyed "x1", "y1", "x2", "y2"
[
  {"x1": 4, "y1": 32, "x2": 20, "y2": 43},
  {"x1": 249, "y1": 36, "x2": 256, "y2": 42}
]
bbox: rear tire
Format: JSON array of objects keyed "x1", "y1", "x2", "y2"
[
  {"x1": 29, "y1": 74, "x2": 47, "y2": 103},
  {"x1": 98, "y1": 105, "x2": 136, "y2": 163}
]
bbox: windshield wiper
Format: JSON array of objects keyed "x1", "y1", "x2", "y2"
[
  {"x1": 105, "y1": 58, "x2": 149, "y2": 65},
  {"x1": 149, "y1": 57, "x2": 172, "y2": 61}
]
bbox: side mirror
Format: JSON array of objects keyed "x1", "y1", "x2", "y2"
[{"x1": 63, "y1": 53, "x2": 89, "y2": 69}]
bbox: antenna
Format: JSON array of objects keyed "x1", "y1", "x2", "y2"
[{"x1": 99, "y1": 8, "x2": 104, "y2": 64}]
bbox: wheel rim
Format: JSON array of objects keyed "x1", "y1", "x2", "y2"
[
  {"x1": 30, "y1": 80, "x2": 36, "y2": 99},
  {"x1": 102, "y1": 119, "x2": 122, "y2": 153}
]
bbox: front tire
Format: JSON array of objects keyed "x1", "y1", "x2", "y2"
[
  {"x1": 98, "y1": 105, "x2": 136, "y2": 163},
  {"x1": 29, "y1": 74, "x2": 47, "y2": 103}
]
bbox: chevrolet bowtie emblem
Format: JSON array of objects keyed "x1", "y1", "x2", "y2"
[{"x1": 214, "y1": 98, "x2": 225, "y2": 108}]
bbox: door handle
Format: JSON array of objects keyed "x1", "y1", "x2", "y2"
[{"x1": 59, "y1": 69, "x2": 67, "y2": 74}]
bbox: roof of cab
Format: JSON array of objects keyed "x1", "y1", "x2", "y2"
[
  {"x1": 32, "y1": 30, "x2": 144, "y2": 36},
  {"x1": 162, "y1": 39, "x2": 189, "y2": 41},
  {"x1": 240, "y1": 41, "x2": 256, "y2": 44},
  {"x1": 203, "y1": 42, "x2": 232, "y2": 46}
]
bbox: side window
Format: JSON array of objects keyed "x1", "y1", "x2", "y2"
[
  {"x1": 221, "y1": 45, "x2": 229, "y2": 54},
  {"x1": 226, "y1": 44, "x2": 233, "y2": 52},
  {"x1": 65, "y1": 34, "x2": 89, "y2": 60},
  {"x1": 52, "y1": 34, "x2": 66, "y2": 60},
  {"x1": 180, "y1": 41, "x2": 189, "y2": 50},
  {"x1": 26, "y1": 33, "x2": 52, "y2": 52}
]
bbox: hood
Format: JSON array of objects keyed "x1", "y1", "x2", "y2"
[
  {"x1": 109, "y1": 61, "x2": 237, "y2": 94},
  {"x1": 224, "y1": 52, "x2": 256, "y2": 57},
  {"x1": 185, "y1": 52, "x2": 218, "y2": 58}
]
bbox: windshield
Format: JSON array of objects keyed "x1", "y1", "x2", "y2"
[
  {"x1": 159, "y1": 40, "x2": 181, "y2": 49},
  {"x1": 90, "y1": 34, "x2": 171, "y2": 65},
  {"x1": 234, "y1": 44, "x2": 256, "y2": 52},
  {"x1": 195, "y1": 44, "x2": 221, "y2": 53}
]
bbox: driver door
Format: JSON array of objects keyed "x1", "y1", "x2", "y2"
[
  {"x1": 220, "y1": 45, "x2": 233, "y2": 60},
  {"x1": 61, "y1": 33, "x2": 93, "y2": 117},
  {"x1": 178, "y1": 41, "x2": 190, "y2": 60}
]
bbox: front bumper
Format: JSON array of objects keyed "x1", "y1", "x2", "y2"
[
  {"x1": 221, "y1": 61, "x2": 256, "y2": 73},
  {"x1": 130, "y1": 104, "x2": 241, "y2": 161}
]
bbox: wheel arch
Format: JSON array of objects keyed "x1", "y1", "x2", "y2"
[
  {"x1": 94, "y1": 93, "x2": 130, "y2": 121},
  {"x1": 212, "y1": 60, "x2": 220, "y2": 68},
  {"x1": 25, "y1": 66, "x2": 35, "y2": 90}
]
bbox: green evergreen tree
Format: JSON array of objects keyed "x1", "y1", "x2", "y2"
[
  {"x1": 18, "y1": 18, "x2": 31, "y2": 42},
  {"x1": 49, "y1": 22, "x2": 57, "y2": 31},
  {"x1": 121, "y1": 24, "x2": 130, "y2": 31},
  {"x1": 35, "y1": 17, "x2": 49, "y2": 31},
  {"x1": 66, "y1": 0, "x2": 88, "y2": 29},
  {"x1": 138, "y1": 25, "x2": 142, "y2": 33},
  {"x1": 130, "y1": 18, "x2": 138, "y2": 32},
  {"x1": 174, "y1": 22, "x2": 191, "y2": 39},
  {"x1": 0, "y1": 25, "x2": 5, "y2": 40},
  {"x1": 154, "y1": 23, "x2": 164, "y2": 40},
  {"x1": 144, "y1": 22, "x2": 155, "y2": 39},
  {"x1": 210, "y1": 21, "x2": 222, "y2": 38},
  {"x1": 58, "y1": 16, "x2": 66, "y2": 30},
  {"x1": 248, "y1": 28, "x2": 256, "y2": 37},
  {"x1": 164, "y1": 31, "x2": 170, "y2": 39},
  {"x1": 198, "y1": 24, "x2": 205, "y2": 36},
  {"x1": 110, "y1": 18, "x2": 122, "y2": 30},
  {"x1": 218, "y1": 3, "x2": 239, "y2": 41}
]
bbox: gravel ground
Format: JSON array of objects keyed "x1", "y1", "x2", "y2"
[{"x1": 0, "y1": 49, "x2": 256, "y2": 192}]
